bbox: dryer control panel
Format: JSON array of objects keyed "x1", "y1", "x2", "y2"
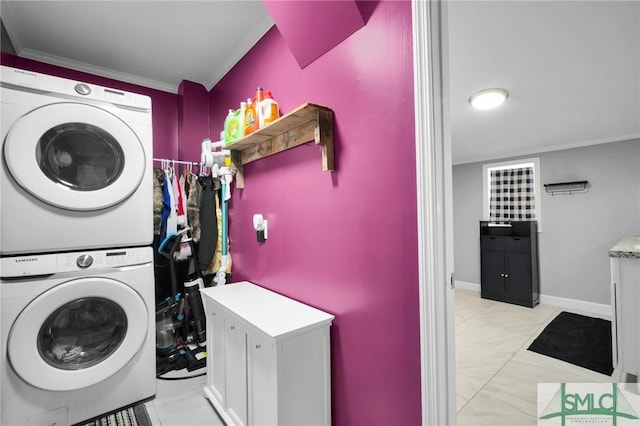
[
  {"x1": 0, "y1": 65, "x2": 151, "y2": 111},
  {"x1": 0, "y1": 247, "x2": 153, "y2": 278}
]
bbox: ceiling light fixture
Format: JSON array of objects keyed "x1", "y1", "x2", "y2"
[{"x1": 469, "y1": 88, "x2": 509, "y2": 110}]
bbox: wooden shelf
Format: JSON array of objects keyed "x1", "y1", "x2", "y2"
[{"x1": 226, "y1": 103, "x2": 334, "y2": 188}]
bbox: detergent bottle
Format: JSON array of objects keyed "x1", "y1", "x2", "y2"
[
  {"x1": 258, "y1": 91, "x2": 279, "y2": 128},
  {"x1": 244, "y1": 96, "x2": 259, "y2": 135},
  {"x1": 223, "y1": 109, "x2": 235, "y2": 144},
  {"x1": 224, "y1": 103, "x2": 245, "y2": 144}
]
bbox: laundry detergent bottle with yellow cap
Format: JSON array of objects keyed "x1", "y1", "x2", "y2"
[{"x1": 258, "y1": 90, "x2": 279, "y2": 128}]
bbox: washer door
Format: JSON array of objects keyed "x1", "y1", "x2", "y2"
[
  {"x1": 8, "y1": 277, "x2": 149, "y2": 391},
  {"x1": 3, "y1": 102, "x2": 145, "y2": 211}
]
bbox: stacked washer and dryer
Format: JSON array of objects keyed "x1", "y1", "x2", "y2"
[{"x1": 0, "y1": 65, "x2": 156, "y2": 425}]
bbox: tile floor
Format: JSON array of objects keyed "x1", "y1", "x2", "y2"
[
  {"x1": 143, "y1": 289, "x2": 635, "y2": 425},
  {"x1": 144, "y1": 371, "x2": 222, "y2": 425},
  {"x1": 455, "y1": 288, "x2": 636, "y2": 426}
]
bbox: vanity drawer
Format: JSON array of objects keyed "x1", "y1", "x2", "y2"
[
  {"x1": 481, "y1": 236, "x2": 505, "y2": 251},
  {"x1": 506, "y1": 237, "x2": 530, "y2": 253}
]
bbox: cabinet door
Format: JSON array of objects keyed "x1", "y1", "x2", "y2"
[
  {"x1": 505, "y1": 252, "x2": 532, "y2": 306},
  {"x1": 208, "y1": 305, "x2": 226, "y2": 407},
  {"x1": 618, "y1": 259, "x2": 640, "y2": 375},
  {"x1": 248, "y1": 333, "x2": 278, "y2": 425},
  {"x1": 481, "y1": 250, "x2": 505, "y2": 301},
  {"x1": 226, "y1": 318, "x2": 248, "y2": 426}
]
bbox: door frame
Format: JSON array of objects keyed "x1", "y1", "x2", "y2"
[{"x1": 412, "y1": 1, "x2": 456, "y2": 424}]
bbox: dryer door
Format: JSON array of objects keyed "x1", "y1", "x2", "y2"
[
  {"x1": 3, "y1": 102, "x2": 145, "y2": 211},
  {"x1": 8, "y1": 277, "x2": 149, "y2": 391}
]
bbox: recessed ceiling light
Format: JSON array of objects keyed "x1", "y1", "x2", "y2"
[{"x1": 469, "y1": 88, "x2": 509, "y2": 110}]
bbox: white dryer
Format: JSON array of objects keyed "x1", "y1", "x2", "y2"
[
  {"x1": 0, "y1": 65, "x2": 153, "y2": 255},
  {"x1": 0, "y1": 247, "x2": 155, "y2": 425}
]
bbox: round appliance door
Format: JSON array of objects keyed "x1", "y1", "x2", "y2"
[
  {"x1": 3, "y1": 102, "x2": 146, "y2": 211},
  {"x1": 8, "y1": 277, "x2": 149, "y2": 391}
]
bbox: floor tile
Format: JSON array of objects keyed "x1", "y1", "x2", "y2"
[
  {"x1": 455, "y1": 289, "x2": 633, "y2": 425},
  {"x1": 454, "y1": 289, "x2": 495, "y2": 325},
  {"x1": 149, "y1": 372, "x2": 223, "y2": 425},
  {"x1": 455, "y1": 296, "x2": 559, "y2": 410},
  {"x1": 144, "y1": 401, "x2": 162, "y2": 425}
]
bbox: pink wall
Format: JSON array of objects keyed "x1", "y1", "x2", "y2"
[
  {"x1": 0, "y1": 53, "x2": 180, "y2": 160},
  {"x1": 206, "y1": 2, "x2": 421, "y2": 424},
  {"x1": 177, "y1": 80, "x2": 210, "y2": 160}
]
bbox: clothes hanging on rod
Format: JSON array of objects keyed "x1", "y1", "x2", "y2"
[
  {"x1": 152, "y1": 157, "x2": 232, "y2": 284},
  {"x1": 153, "y1": 159, "x2": 201, "y2": 250}
]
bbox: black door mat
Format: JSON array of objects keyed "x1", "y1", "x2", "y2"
[
  {"x1": 527, "y1": 311, "x2": 614, "y2": 376},
  {"x1": 74, "y1": 403, "x2": 151, "y2": 426}
]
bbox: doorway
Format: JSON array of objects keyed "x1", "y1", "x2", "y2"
[{"x1": 415, "y1": 1, "x2": 640, "y2": 425}]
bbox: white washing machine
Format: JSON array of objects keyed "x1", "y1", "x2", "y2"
[
  {"x1": 0, "y1": 246, "x2": 155, "y2": 425},
  {"x1": 0, "y1": 65, "x2": 153, "y2": 255}
]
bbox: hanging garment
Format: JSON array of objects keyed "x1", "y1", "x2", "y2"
[
  {"x1": 197, "y1": 175, "x2": 218, "y2": 271},
  {"x1": 176, "y1": 171, "x2": 187, "y2": 228},
  {"x1": 207, "y1": 190, "x2": 232, "y2": 275},
  {"x1": 152, "y1": 168, "x2": 166, "y2": 235},
  {"x1": 186, "y1": 172, "x2": 202, "y2": 242},
  {"x1": 165, "y1": 169, "x2": 178, "y2": 236},
  {"x1": 157, "y1": 174, "x2": 172, "y2": 249}
]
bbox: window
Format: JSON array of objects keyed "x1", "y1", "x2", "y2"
[{"x1": 482, "y1": 158, "x2": 541, "y2": 229}]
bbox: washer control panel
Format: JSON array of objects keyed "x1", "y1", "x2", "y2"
[{"x1": 0, "y1": 247, "x2": 153, "y2": 278}]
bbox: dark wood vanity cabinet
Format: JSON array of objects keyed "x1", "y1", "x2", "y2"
[{"x1": 480, "y1": 221, "x2": 539, "y2": 308}]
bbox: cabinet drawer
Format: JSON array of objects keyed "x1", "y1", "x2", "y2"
[
  {"x1": 506, "y1": 237, "x2": 530, "y2": 253},
  {"x1": 481, "y1": 236, "x2": 505, "y2": 251}
]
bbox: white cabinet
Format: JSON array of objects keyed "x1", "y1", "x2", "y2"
[
  {"x1": 201, "y1": 281, "x2": 334, "y2": 426},
  {"x1": 610, "y1": 256, "x2": 640, "y2": 376}
]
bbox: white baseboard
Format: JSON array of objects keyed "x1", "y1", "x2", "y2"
[
  {"x1": 539, "y1": 294, "x2": 611, "y2": 317},
  {"x1": 455, "y1": 281, "x2": 480, "y2": 292},
  {"x1": 454, "y1": 281, "x2": 611, "y2": 316}
]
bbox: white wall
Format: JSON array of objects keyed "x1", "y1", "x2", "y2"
[{"x1": 452, "y1": 139, "x2": 640, "y2": 305}]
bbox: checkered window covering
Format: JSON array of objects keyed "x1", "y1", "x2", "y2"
[{"x1": 489, "y1": 166, "x2": 535, "y2": 223}]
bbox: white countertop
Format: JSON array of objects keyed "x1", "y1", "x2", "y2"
[
  {"x1": 200, "y1": 281, "x2": 334, "y2": 339},
  {"x1": 609, "y1": 236, "x2": 640, "y2": 259}
]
